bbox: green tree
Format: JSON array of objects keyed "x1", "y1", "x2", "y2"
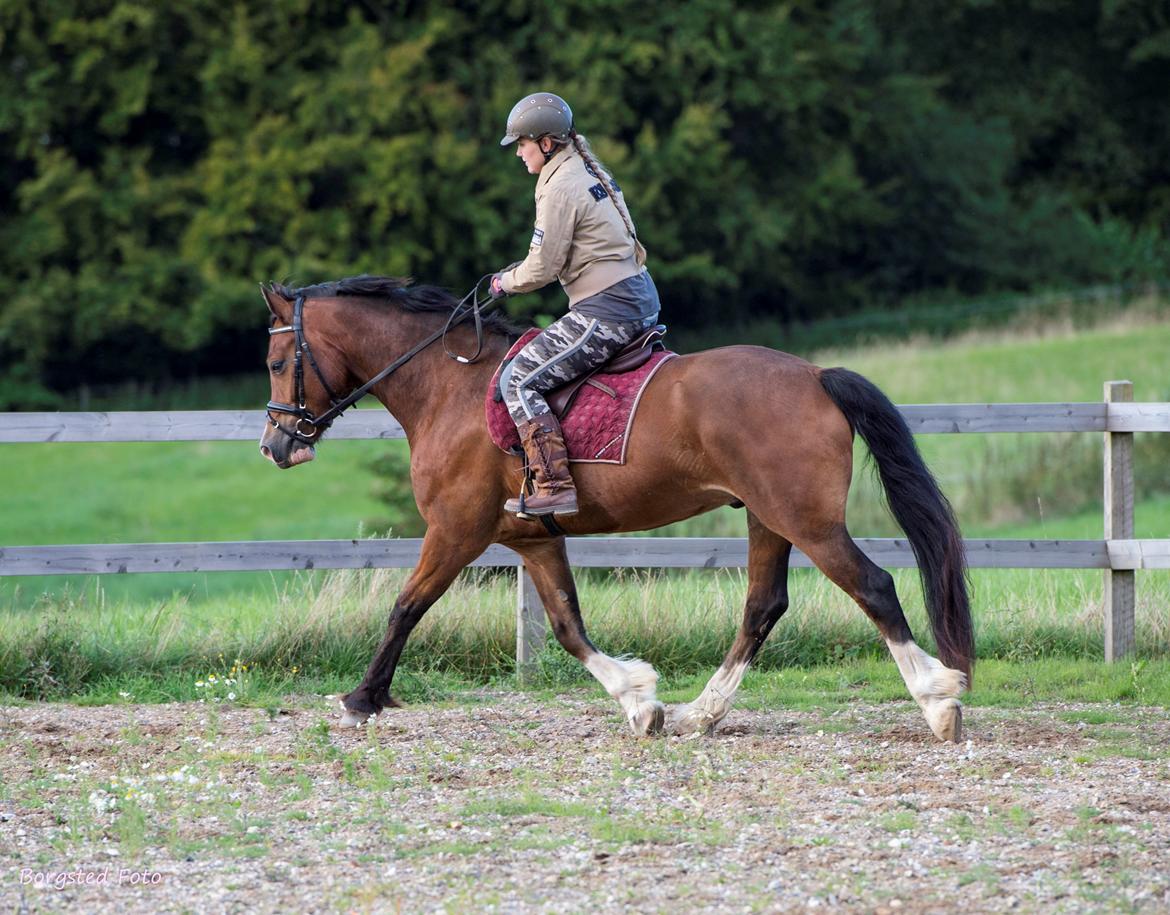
[{"x1": 1, "y1": 0, "x2": 1167, "y2": 406}]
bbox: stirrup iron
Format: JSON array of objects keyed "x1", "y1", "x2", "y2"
[{"x1": 513, "y1": 457, "x2": 537, "y2": 521}]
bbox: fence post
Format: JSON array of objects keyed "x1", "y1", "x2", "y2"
[
  {"x1": 516, "y1": 563, "x2": 546, "y2": 678},
  {"x1": 1104, "y1": 380, "x2": 1136, "y2": 661}
]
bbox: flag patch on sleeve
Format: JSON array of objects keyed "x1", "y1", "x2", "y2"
[{"x1": 531, "y1": 228, "x2": 544, "y2": 247}]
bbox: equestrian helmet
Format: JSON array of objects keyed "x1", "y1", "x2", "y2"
[{"x1": 499, "y1": 92, "x2": 573, "y2": 147}]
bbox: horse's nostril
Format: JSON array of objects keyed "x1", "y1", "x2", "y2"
[{"x1": 260, "y1": 445, "x2": 272, "y2": 459}]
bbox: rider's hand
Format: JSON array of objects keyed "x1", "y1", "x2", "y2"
[{"x1": 490, "y1": 274, "x2": 505, "y2": 299}]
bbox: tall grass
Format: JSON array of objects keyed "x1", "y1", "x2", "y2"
[{"x1": 4, "y1": 563, "x2": 1168, "y2": 701}]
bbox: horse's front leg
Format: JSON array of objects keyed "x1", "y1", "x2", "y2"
[
  {"x1": 339, "y1": 529, "x2": 484, "y2": 726},
  {"x1": 516, "y1": 538, "x2": 665, "y2": 736}
]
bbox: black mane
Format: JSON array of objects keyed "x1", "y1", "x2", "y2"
[{"x1": 270, "y1": 274, "x2": 526, "y2": 337}]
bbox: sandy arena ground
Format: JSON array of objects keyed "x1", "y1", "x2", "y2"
[{"x1": 1, "y1": 693, "x2": 1168, "y2": 913}]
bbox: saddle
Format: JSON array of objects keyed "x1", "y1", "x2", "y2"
[{"x1": 495, "y1": 324, "x2": 667, "y2": 417}]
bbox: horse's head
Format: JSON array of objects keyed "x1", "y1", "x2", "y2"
[
  {"x1": 258, "y1": 273, "x2": 510, "y2": 469},
  {"x1": 258, "y1": 284, "x2": 348, "y2": 469}
]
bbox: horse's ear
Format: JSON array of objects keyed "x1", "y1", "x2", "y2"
[{"x1": 260, "y1": 283, "x2": 291, "y2": 323}]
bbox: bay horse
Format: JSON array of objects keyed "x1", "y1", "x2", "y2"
[{"x1": 259, "y1": 276, "x2": 974, "y2": 742}]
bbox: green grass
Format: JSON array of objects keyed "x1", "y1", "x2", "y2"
[
  {"x1": 461, "y1": 790, "x2": 597, "y2": 819},
  {"x1": 4, "y1": 301, "x2": 1170, "y2": 697},
  {"x1": 672, "y1": 283, "x2": 1169, "y2": 359},
  {"x1": 813, "y1": 311, "x2": 1170, "y2": 404},
  {"x1": 4, "y1": 652, "x2": 1167, "y2": 710},
  {"x1": 66, "y1": 373, "x2": 271, "y2": 412},
  {"x1": 1, "y1": 433, "x2": 403, "y2": 606},
  {"x1": 2, "y1": 437, "x2": 393, "y2": 545},
  {"x1": 699, "y1": 657, "x2": 1170, "y2": 709},
  {"x1": 819, "y1": 312, "x2": 1170, "y2": 533},
  {"x1": 2, "y1": 560, "x2": 1167, "y2": 703}
]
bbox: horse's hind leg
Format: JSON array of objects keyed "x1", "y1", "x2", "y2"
[
  {"x1": 515, "y1": 538, "x2": 665, "y2": 736},
  {"x1": 667, "y1": 512, "x2": 792, "y2": 736},
  {"x1": 798, "y1": 526, "x2": 965, "y2": 742}
]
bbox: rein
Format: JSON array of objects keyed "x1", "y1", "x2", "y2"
[{"x1": 266, "y1": 275, "x2": 497, "y2": 444}]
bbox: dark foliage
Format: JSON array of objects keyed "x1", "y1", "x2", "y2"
[{"x1": 1, "y1": 0, "x2": 1167, "y2": 406}]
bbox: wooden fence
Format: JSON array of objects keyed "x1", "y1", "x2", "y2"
[{"x1": 3, "y1": 381, "x2": 1168, "y2": 665}]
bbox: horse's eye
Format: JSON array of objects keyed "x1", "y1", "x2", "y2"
[{"x1": 270, "y1": 360, "x2": 285, "y2": 373}]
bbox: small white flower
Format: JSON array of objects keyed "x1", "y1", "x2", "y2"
[
  {"x1": 88, "y1": 791, "x2": 114, "y2": 813},
  {"x1": 227, "y1": 692, "x2": 236, "y2": 701}
]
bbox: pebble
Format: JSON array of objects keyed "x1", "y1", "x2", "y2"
[{"x1": 0, "y1": 698, "x2": 1166, "y2": 913}]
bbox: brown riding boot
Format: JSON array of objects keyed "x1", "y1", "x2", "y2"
[{"x1": 504, "y1": 413, "x2": 579, "y2": 516}]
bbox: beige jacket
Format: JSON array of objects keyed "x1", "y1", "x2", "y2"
[{"x1": 500, "y1": 144, "x2": 648, "y2": 305}]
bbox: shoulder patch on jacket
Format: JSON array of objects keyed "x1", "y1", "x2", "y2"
[
  {"x1": 530, "y1": 227, "x2": 544, "y2": 247},
  {"x1": 587, "y1": 183, "x2": 608, "y2": 201}
]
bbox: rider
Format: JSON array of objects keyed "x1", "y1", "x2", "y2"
[{"x1": 491, "y1": 92, "x2": 661, "y2": 517}]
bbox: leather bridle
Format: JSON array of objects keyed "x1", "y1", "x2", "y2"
[{"x1": 265, "y1": 275, "x2": 496, "y2": 445}]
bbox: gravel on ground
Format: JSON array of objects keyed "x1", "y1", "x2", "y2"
[{"x1": 2, "y1": 693, "x2": 1168, "y2": 913}]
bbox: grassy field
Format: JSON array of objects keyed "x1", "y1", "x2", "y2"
[
  {"x1": 1, "y1": 433, "x2": 400, "y2": 606},
  {"x1": 3, "y1": 558, "x2": 1168, "y2": 704},
  {"x1": 825, "y1": 311, "x2": 1170, "y2": 530},
  {"x1": 3, "y1": 303, "x2": 1170, "y2": 700}
]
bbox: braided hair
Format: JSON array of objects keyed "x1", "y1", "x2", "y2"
[{"x1": 567, "y1": 131, "x2": 636, "y2": 240}]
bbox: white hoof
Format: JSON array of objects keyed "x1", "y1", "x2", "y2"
[
  {"x1": 337, "y1": 699, "x2": 374, "y2": 728},
  {"x1": 665, "y1": 703, "x2": 719, "y2": 737},
  {"x1": 628, "y1": 700, "x2": 666, "y2": 737},
  {"x1": 925, "y1": 698, "x2": 963, "y2": 743}
]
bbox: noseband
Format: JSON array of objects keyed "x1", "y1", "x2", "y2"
[
  {"x1": 265, "y1": 293, "x2": 344, "y2": 444},
  {"x1": 266, "y1": 277, "x2": 495, "y2": 445}
]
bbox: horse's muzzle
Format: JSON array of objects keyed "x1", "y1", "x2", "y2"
[{"x1": 259, "y1": 429, "x2": 316, "y2": 469}]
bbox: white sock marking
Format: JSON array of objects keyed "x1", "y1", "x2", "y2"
[
  {"x1": 672, "y1": 659, "x2": 750, "y2": 733},
  {"x1": 886, "y1": 639, "x2": 967, "y2": 741},
  {"x1": 584, "y1": 653, "x2": 661, "y2": 726},
  {"x1": 886, "y1": 639, "x2": 966, "y2": 705}
]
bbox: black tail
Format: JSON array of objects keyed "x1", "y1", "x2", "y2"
[{"x1": 819, "y1": 367, "x2": 975, "y2": 683}]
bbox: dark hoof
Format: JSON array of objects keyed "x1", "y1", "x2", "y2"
[{"x1": 338, "y1": 688, "x2": 400, "y2": 726}]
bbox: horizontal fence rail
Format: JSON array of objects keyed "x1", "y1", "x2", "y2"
[
  {"x1": 3, "y1": 537, "x2": 1170, "y2": 577},
  {"x1": 2, "y1": 387, "x2": 1164, "y2": 663},
  {"x1": 0, "y1": 410, "x2": 406, "y2": 443},
  {"x1": 3, "y1": 402, "x2": 1170, "y2": 443}
]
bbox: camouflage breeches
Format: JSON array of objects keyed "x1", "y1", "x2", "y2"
[{"x1": 504, "y1": 310, "x2": 647, "y2": 424}]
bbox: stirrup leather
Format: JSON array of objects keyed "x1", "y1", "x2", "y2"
[{"x1": 512, "y1": 459, "x2": 538, "y2": 521}]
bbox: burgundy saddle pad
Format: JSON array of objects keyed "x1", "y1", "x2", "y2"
[{"x1": 485, "y1": 328, "x2": 676, "y2": 464}]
